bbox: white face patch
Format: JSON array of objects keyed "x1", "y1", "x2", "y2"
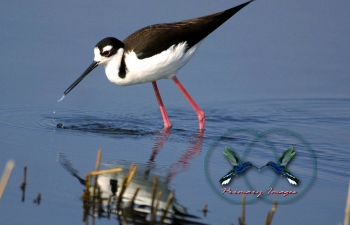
[
  {"x1": 102, "y1": 45, "x2": 113, "y2": 52},
  {"x1": 94, "y1": 47, "x2": 102, "y2": 62},
  {"x1": 94, "y1": 45, "x2": 114, "y2": 62}
]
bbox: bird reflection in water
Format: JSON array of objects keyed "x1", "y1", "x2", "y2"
[{"x1": 58, "y1": 131, "x2": 206, "y2": 224}]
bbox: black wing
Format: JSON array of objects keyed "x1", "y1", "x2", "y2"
[{"x1": 123, "y1": 1, "x2": 253, "y2": 59}]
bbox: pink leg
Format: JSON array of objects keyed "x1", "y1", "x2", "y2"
[
  {"x1": 152, "y1": 81, "x2": 172, "y2": 129},
  {"x1": 172, "y1": 76, "x2": 205, "y2": 130}
]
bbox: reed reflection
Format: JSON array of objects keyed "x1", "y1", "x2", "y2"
[{"x1": 58, "y1": 130, "x2": 207, "y2": 225}]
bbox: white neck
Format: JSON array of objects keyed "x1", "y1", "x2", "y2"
[{"x1": 104, "y1": 48, "x2": 124, "y2": 85}]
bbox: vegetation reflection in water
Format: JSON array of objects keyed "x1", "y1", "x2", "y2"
[{"x1": 58, "y1": 150, "x2": 207, "y2": 225}]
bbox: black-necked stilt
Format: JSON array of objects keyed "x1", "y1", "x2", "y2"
[
  {"x1": 62, "y1": 1, "x2": 254, "y2": 130},
  {"x1": 219, "y1": 146, "x2": 258, "y2": 185},
  {"x1": 260, "y1": 147, "x2": 300, "y2": 185}
]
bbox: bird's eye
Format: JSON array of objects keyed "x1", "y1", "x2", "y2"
[{"x1": 101, "y1": 50, "x2": 110, "y2": 56}]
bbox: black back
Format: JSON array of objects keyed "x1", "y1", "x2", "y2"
[{"x1": 123, "y1": 1, "x2": 253, "y2": 59}]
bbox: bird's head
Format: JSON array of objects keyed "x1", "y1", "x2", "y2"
[
  {"x1": 61, "y1": 37, "x2": 124, "y2": 98},
  {"x1": 94, "y1": 37, "x2": 124, "y2": 66}
]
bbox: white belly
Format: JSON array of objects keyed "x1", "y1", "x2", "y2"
[{"x1": 105, "y1": 41, "x2": 202, "y2": 86}]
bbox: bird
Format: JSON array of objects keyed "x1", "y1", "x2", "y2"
[
  {"x1": 219, "y1": 146, "x2": 258, "y2": 185},
  {"x1": 260, "y1": 147, "x2": 300, "y2": 185},
  {"x1": 61, "y1": 1, "x2": 254, "y2": 130}
]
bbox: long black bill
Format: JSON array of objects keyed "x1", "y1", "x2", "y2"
[{"x1": 63, "y1": 61, "x2": 99, "y2": 96}]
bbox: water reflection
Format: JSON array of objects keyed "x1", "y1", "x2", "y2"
[
  {"x1": 58, "y1": 130, "x2": 206, "y2": 224},
  {"x1": 59, "y1": 154, "x2": 207, "y2": 224},
  {"x1": 166, "y1": 132, "x2": 203, "y2": 183},
  {"x1": 146, "y1": 130, "x2": 204, "y2": 184}
]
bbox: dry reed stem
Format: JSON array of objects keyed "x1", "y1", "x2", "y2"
[
  {"x1": 202, "y1": 203, "x2": 208, "y2": 211},
  {"x1": 93, "y1": 150, "x2": 102, "y2": 204},
  {"x1": 130, "y1": 187, "x2": 140, "y2": 206},
  {"x1": 0, "y1": 160, "x2": 15, "y2": 200},
  {"x1": 159, "y1": 191, "x2": 174, "y2": 225},
  {"x1": 94, "y1": 150, "x2": 102, "y2": 171},
  {"x1": 344, "y1": 180, "x2": 350, "y2": 225},
  {"x1": 155, "y1": 191, "x2": 163, "y2": 211},
  {"x1": 117, "y1": 164, "x2": 137, "y2": 206},
  {"x1": 202, "y1": 204, "x2": 208, "y2": 217},
  {"x1": 238, "y1": 195, "x2": 246, "y2": 225},
  {"x1": 152, "y1": 191, "x2": 163, "y2": 223},
  {"x1": 125, "y1": 164, "x2": 137, "y2": 186},
  {"x1": 242, "y1": 195, "x2": 246, "y2": 224},
  {"x1": 88, "y1": 168, "x2": 123, "y2": 176},
  {"x1": 265, "y1": 200, "x2": 278, "y2": 225},
  {"x1": 151, "y1": 176, "x2": 158, "y2": 216}
]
